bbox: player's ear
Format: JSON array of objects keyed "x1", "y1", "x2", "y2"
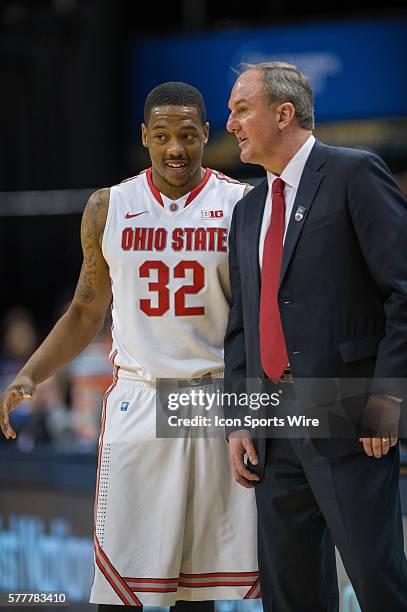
[
  {"x1": 203, "y1": 122, "x2": 209, "y2": 145},
  {"x1": 141, "y1": 123, "x2": 148, "y2": 148}
]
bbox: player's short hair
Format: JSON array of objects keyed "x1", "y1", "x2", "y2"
[
  {"x1": 144, "y1": 82, "x2": 206, "y2": 125},
  {"x1": 240, "y1": 61, "x2": 314, "y2": 130}
]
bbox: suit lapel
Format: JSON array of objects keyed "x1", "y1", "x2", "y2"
[
  {"x1": 244, "y1": 179, "x2": 268, "y2": 309},
  {"x1": 279, "y1": 142, "x2": 326, "y2": 287}
]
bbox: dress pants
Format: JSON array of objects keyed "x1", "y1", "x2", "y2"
[{"x1": 255, "y1": 435, "x2": 407, "y2": 612}]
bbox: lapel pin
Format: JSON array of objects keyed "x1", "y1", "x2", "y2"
[{"x1": 294, "y1": 206, "x2": 307, "y2": 222}]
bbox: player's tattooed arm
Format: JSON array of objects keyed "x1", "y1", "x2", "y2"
[
  {"x1": 0, "y1": 191, "x2": 112, "y2": 436},
  {"x1": 74, "y1": 188, "x2": 111, "y2": 305}
]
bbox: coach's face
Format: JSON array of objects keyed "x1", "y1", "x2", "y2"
[
  {"x1": 227, "y1": 69, "x2": 282, "y2": 167},
  {"x1": 142, "y1": 105, "x2": 209, "y2": 193}
]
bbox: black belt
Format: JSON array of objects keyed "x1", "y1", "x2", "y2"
[
  {"x1": 177, "y1": 373, "x2": 214, "y2": 388},
  {"x1": 280, "y1": 367, "x2": 294, "y2": 384}
]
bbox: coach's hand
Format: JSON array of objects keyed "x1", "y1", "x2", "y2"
[
  {"x1": 0, "y1": 376, "x2": 35, "y2": 440},
  {"x1": 229, "y1": 430, "x2": 261, "y2": 488},
  {"x1": 359, "y1": 394, "x2": 400, "y2": 458}
]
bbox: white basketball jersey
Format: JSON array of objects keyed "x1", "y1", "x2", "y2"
[{"x1": 102, "y1": 168, "x2": 246, "y2": 380}]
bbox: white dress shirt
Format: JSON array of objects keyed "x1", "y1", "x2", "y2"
[{"x1": 259, "y1": 134, "x2": 316, "y2": 269}]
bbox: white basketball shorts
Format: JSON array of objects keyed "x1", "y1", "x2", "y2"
[{"x1": 89, "y1": 370, "x2": 260, "y2": 606}]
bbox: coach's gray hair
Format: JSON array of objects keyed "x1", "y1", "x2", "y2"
[{"x1": 241, "y1": 61, "x2": 314, "y2": 130}]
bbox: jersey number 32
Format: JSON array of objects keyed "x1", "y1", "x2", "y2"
[{"x1": 139, "y1": 260, "x2": 205, "y2": 317}]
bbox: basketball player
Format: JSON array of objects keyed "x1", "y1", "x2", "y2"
[{"x1": 0, "y1": 83, "x2": 260, "y2": 610}]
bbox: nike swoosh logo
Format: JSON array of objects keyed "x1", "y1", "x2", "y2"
[{"x1": 125, "y1": 211, "x2": 148, "y2": 219}]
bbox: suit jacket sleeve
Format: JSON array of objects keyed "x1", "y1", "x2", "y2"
[{"x1": 348, "y1": 153, "x2": 407, "y2": 395}]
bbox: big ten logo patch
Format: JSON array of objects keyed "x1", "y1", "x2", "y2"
[
  {"x1": 120, "y1": 402, "x2": 129, "y2": 412},
  {"x1": 201, "y1": 210, "x2": 224, "y2": 220}
]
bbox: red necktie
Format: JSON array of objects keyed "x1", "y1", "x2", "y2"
[{"x1": 260, "y1": 177, "x2": 289, "y2": 380}]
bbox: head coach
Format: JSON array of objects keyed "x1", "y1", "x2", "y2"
[{"x1": 224, "y1": 61, "x2": 407, "y2": 611}]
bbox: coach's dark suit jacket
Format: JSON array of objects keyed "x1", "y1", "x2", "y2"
[{"x1": 224, "y1": 140, "x2": 407, "y2": 468}]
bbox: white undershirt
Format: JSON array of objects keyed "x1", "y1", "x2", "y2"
[{"x1": 259, "y1": 134, "x2": 316, "y2": 270}]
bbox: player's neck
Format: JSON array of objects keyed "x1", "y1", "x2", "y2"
[{"x1": 151, "y1": 167, "x2": 206, "y2": 200}]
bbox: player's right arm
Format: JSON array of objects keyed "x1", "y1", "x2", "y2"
[{"x1": 0, "y1": 188, "x2": 112, "y2": 440}]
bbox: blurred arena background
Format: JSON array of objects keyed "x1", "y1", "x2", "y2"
[{"x1": 0, "y1": 1, "x2": 406, "y2": 611}]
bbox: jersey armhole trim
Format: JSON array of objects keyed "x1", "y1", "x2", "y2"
[{"x1": 101, "y1": 186, "x2": 114, "y2": 259}]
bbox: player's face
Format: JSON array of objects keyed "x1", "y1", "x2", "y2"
[
  {"x1": 227, "y1": 69, "x2": 281, "y2": 166},
  {"x1": 142, "y1": 105, "x2": 209, "y2": 196}
]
